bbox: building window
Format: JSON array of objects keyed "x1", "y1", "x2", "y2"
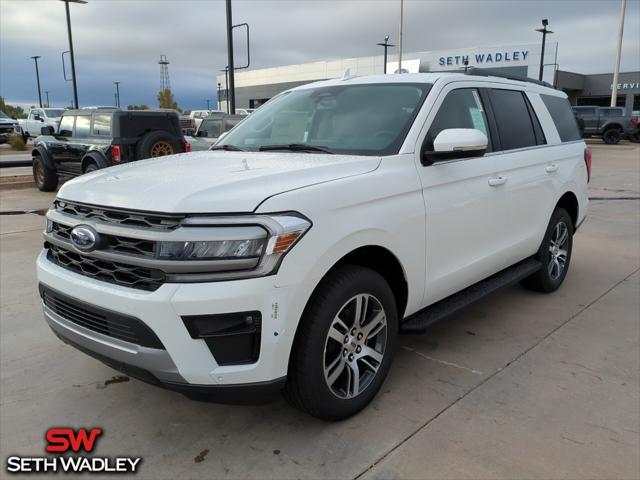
[{"x1": 577, "y1": 95, "x2": 625, "y2": 108}]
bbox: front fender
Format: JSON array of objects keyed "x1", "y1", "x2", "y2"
[{"x1": 32, "y1": 145, "x2": 55, "y2": 171}]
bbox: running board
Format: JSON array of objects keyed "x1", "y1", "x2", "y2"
[{"x1": 400, "y1": 258, "x2": 542, "y2": 333}]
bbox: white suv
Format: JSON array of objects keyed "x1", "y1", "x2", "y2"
[{"x1": 37, "y1": 72, "x2": 590, "y2": 420}]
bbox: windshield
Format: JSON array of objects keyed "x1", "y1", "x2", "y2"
[
  {"x1": 44, "y1": 109, "x2": 65, "y2": 118},
  {"x1": 218, "y1": 83, "x2": 431, "y2": 155}
]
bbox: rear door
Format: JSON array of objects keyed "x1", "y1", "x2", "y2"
[
  {"x1": 483, "y1": 88, "x2": 552, "y2": 261},
  {"x1": 414, "y1": 83, "x2": 511, "y2": 305},
  {"x1": 65, "y1": 114, "x2": 92, "y2": 174},
  {"x1": 579, "y1": 107, "x2": 598, "y2": 134}
]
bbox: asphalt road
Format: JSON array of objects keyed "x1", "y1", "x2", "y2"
[{"x1": 0, "y1": 144, "x2": 638, "y2": 479}]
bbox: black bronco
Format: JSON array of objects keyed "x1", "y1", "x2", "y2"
[{"x1": 32, "y1": 108, "x2": 190, "y2": 191}]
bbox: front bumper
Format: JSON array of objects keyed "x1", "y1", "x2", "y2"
[{"x1": 37, "y1": 249, "x2": 304, "y2": 400}]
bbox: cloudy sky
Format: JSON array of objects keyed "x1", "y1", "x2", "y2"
[{"x1": 1, "y1": 0, "x2": 638, "y2": 110}]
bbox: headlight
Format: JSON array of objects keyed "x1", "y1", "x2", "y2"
[
  {"x1": 164, "y1": 213, "x2": 311, "y2": 282},
  {"x1": 157, "y1": 238, "x2": 265, "y2": 260}
]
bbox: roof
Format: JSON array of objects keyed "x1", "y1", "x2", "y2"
[{"x1": 291, "y1": 71, "x2": 562, "y2": 96}]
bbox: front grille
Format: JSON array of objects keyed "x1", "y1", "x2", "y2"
[
  {"x1": 40, "y1": 285, "x2": 165, "y2": 349},
  {"x1": 52, "y1": 222, "x2": 155, "y2": 257},
  {"x1": 47, "y1": 244, "x2": 165, "y2": 291},
  {"x1": 53, "y1": 200, "x2": 184, "y2": 231}
]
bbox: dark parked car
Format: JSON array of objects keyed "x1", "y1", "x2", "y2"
[
  {"x1": 572, "y1": 106, "x2": 640, "y2": 144},
  {"x1": 0, "y1": 111, "x2": 21, "y2": 144},
  {"x1": 32, "y1": 109, "x2": 190, "y2": 191},
  {"x1": 188, "y1": 114, "x2": 245, "y2": 151}
]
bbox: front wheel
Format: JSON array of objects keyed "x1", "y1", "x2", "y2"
[
  {"x1": 284, "y1": 265, "x2": 398, "y2": 421},
  {"x1": 32, "y1": 155, "x2": 58, "y2": 192},
  {"x1": 522, "y1": 208, "x2": 574, "y2": 293}
]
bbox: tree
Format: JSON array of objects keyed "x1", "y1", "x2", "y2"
[
  {"x1": 127, "y1": 104, "x2": 150, "y2": 110},
  {"x1": 0, "y1": 96, "x2": 26, "y2": 118},
  {"x1": 157, "y1": 89, "x2": 179, "y2": 111}
]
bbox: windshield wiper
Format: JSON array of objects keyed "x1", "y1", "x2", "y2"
[
  {"x1": 258, "y1": 143, "x2": 335, "y2": 154},
  {"x1": 209, "y1": 144, "x2": 246, "y2": 151}
]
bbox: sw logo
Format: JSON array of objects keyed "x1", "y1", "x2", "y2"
[
  {"x1": 5, "y1": 427, "x2": 142, "y2": 474},
  {"x1": 46, "y1": 427, "x2": 103, "y2": 453}
]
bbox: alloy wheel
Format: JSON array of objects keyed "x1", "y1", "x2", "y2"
[
  {"x1": 323, "y1": 294, "x2": 387, "y2": 399},
  {"x1": 150, "y1": 141, "x2": 175, "y2": 157},
  {"x1": 548, "y1": 221, "x2": 569, "y2": 280}
]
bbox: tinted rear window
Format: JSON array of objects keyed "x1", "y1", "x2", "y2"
[
  {"x1": 541, "y1": 94, "x2": 582, "y2": 142},
  {"x1": 488, "y1": 89, "x2": 538, "y2": 150}
]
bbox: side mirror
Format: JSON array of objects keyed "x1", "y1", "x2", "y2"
[
  {"x1": 422, "y1": 128, "x2": 488, "y2": 166},
  {"x1": 34, "y1": 115, "x2": 43, "y2": 121},
  {"x1": 59, "y1": 129, "x2": 72, "y2": 137},
  {"x1": 196, "y1": 130, "x2": 207, "y2": 137},
  {"x1": 41, "y1": 126, "x2": 55, "y2": 135}
]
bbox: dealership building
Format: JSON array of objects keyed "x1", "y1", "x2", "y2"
[{"x1": 218, "y1": 42, "x2": 639, "y2": 114}]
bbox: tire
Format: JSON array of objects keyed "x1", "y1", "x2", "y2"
[
  {"x1": 602, "y1": 127, "x2": 622, "y2": 145},
  {"x1": 522, "y1": 208, "x2": 574, "y2": 293},
  {"x1": 284, "y1": 265, "x2": 398, "y2": 421},
  {"x1": 135, "y1": 131, "x2": 181, "y2": 160},
  {"x1": 22, "y1": 133, "x2": 29, "y2": 143},
  {"x1": 32, "y1": 155, "x2": 58, "y2": 192},
  {"x1": 83, "y1": 162, "x2": 98, "y2": 173},
  {"x1": 629, "y1": 131, "x2": 640, "y2": 143}
]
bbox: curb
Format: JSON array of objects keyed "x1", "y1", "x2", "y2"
[{"x1": 0, "y1": 175, "x2": 34, "y2": 190}]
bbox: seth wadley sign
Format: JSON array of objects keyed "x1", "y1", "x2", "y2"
[{"x1": 439, "y1": 50, "x2": 530, "y2": 67}]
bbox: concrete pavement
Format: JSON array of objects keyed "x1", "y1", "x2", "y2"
[{"x1": 0, "y1": 144, "x2": 638, "y2": 479}]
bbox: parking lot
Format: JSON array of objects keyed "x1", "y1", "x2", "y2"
[{"x1": 0, "y1": 143, "x2": 638, "y2": 479}]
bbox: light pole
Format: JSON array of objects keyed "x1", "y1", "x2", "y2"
[
  {"x1": 61, "y1": 0, "x2": 87, "y2": 109},
  {"x1": 114, "y1": 81, "x2": 120, "y2": 107},
  {"x1": 611, "y1": 0, "x2": 626, "y2": 107},
  {"x1": 206, "y1": 99, "x2": 211, "y2": 111},
  {"x1": 376, "y1": 35, "x2": 395, "y2": 74},
  {"x1": 225, "y1": 0, "x2": 236, "y2": 114},
  {"x1": 31, "y1": 56, "x2": 43, "y2": 107},
  {"x1": 398, "y1": 0, "x2": 404, "y2": 73},
  {"x1": 217, "y1": 82, "x2": 222, "y2": 110},
  {"x1": 536, "y1": 19, "x2": 553, "y2": 82},
  {"x1": 45, "y1": 90, "x2": 50, "y2": 107}
]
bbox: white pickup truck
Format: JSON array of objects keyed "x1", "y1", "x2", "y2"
[
  {"x1": 37, "y1": 71, "x2": 589, "y2": 420},
  {"x1": 19, "y1": 108, "x2": 65, "y2": 141}
]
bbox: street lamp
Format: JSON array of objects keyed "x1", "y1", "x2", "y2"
[
  {"x1": 31, "y1": 56, "x2": 43, "y2": 107},
  {"x1": 206, "y1": 99, "x2": 211, "y2": 111},
  {"x1": 225, "y1": 0, "x2": 236, "y2": 114},
  {"x1": 114, "y1": 81, "x2": 120, "y2": 107},
  {"x1": 376, "y1": 35, "x2": 395, "y2": 74},
  {"x1": 217, "y1": 83, "x2": 222, "y2": 110},
  {"x1": 536, "y1": 18, "x2": 553, "y2": 82},
  {"x1": 60, "y1": 0, "x2": 87, "y2": 109},
  {"x1": 45, "y1": 90, "x2": 50, "y2": 107}
]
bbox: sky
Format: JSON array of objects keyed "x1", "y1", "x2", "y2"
[{"x1": 1, "y1": 0, "x2": 639, "y2": 111}]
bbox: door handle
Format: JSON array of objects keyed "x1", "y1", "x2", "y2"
[
  {"x1": 545, "y1": 164, "x2": 559, "y2": 173},
  {"x1": 488, "y1": 176, "x2": 507, "y2": 187}
]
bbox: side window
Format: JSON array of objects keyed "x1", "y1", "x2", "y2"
[
  {"x1": 58, "y1": 116, "x2": 75, "y2": 137},
  {"x1": 74, "y1": 115, "x2": 91, "y2": 138},
  {"x1": 488, "y1": 89, "x2": 538, "y2": 150},
  {"x1": 425, "y1": 88, "x2": 491, "y2": 152},
  {"x1": 92, "y1": 114, "x2": 112, "y2": 136},
  {"x1": 541, "y1": 94, "x2": 582, "y2": 142}
]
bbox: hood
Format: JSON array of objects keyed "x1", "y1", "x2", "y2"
[{"x1": 58, "y1": 151, "x2": 381, "y2": 213}]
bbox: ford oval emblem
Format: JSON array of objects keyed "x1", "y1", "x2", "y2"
[{"x1": 70, "y1": 225, "x2": 98, "y2": 252}]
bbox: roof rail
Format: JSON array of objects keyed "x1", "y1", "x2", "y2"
[{"x1": 464, "y1": 67, "x2": 554, "y2": 89}]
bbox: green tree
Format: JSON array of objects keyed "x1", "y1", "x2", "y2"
[
  {"x1": 0, "y1": 96, "x2": 26, "y2": 118},
  {"x1": 157, "y1": 89, "x2": 179, "y2": 111},
  {"x1": 127, "y1": 104, "x2": 150, "y2": 110}
]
